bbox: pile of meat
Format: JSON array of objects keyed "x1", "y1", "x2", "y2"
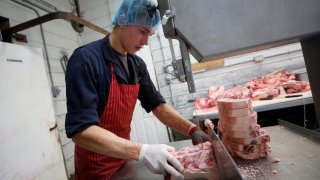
[
  {"x1": 246, "y1": 69, "x2": 310, "y2": 100},
  {"x1": 217, "y1": 98, "x2": 271, "y2": 160},
  {"x1": 194, "y1": 69, "x2": 310, "y2": 110},
  {"x1": 171, "y1": 142, "x2": 216, "y2": 173}
]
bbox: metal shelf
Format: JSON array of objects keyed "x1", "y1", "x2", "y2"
[{"x1": 193, "y1": 91, "x2": 313, "y2": 121}]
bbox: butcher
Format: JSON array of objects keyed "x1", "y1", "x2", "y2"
[{"x1": 65, "y1": 0, "x2": 210, "y2": 179}]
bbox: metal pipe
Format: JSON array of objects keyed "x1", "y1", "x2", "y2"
[
  {"x1": 157, "y1": 32, "x2": 176, "y2": 106},
  {"x1": 156, "y1": 31, "x2": 176, "y2": 142},
  {"x1": 73, "y1": 0, "x2": 80, "y2": 17},
  {"x1": 21, "y1": 0, "x2": 54, "y2": 13},
  {"x1": 35, "y1": 0, "x2": 58, "y2": 11},
  {"x1": 10, "y1": 0, "x2": 60, "y2": 97}
]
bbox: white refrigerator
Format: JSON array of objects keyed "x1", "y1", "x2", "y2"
[{"x1": 0, "y1": 42, "x2": 67, "y2": 179}]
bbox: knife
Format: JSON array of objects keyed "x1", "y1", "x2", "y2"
[
  {"x1": 208, "y1": 128, "x2": 244, "y2": 180},
  {"x1": 285, "y1": 94, "x2": 303, "y2": 98}
]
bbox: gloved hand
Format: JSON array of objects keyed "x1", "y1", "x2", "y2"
[
  {"x1": 139, "y1": 144, "x2": 184, "y2": 179},
  {"x1": 189, "y1": 125, "x2": 210, "y2": 145}
]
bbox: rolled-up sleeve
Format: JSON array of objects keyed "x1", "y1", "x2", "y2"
[{"x1": 65, "y1": 49, "x2": 99, "y2": 138}]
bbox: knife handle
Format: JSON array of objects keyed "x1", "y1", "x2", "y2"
[{"x1": 285, "y1": 94, "x2": 303, "y2": 98}]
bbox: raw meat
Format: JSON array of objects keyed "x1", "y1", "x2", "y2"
[
  {"x1": 217, "y1": 98, "x2": 252, "y2": 109},
  {"x1": 218, "y1": 107, "x2": 253, "y2": 117},
  {"x1": 194, "y1": 97, "x2": 216, "y2": 110},
  {"x1": 194, "y1": 86, "x2": 225, "y2": 110},
  {"x1": 204, "y1": 119, "x2": 214, "y2": 129},
  {"x1": 171, "y1": 142, "x2": 216, "y2": 173},
  {"x1": 224, "y1": 133, "x2": 270, "y2": 145},
  {"x1": 217, "y1": 98, "x2": 271, "y2": 160},
  {"x1": 194, "y1": 69, "x2": 311, "y2": 111},
  {"x1": 272, "y1": 158, "x2": 280, "y2": 163},
  {"x1": 232, "y1": 151, "x2": 268, "y2": 160},
  {"x1": 208, "y1": 86, "x2": 225, "y2": 100},
  {"x1": 217, "y1": 85, "x2": 252, "y2": 100},
  {"x1": 219, "y1": 115, "x2": 257, "y2": 131},
  {"x1": 223, "y1": 139, "x2": 270, "y2": 153}
]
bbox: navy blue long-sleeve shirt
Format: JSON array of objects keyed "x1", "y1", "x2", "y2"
[{"x1": 65, "y1": 35, "x2": 165, "y2": 138}]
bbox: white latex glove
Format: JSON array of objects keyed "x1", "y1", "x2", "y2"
[{"x1": 139, "y1": 144, "x2": 184, "y2": 179}]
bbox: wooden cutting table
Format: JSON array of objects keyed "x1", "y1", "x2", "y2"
[
  {"x1": 193, "y1": 91, "x2": 313, "y2": 121},
  {"x1": 111, "y1": 123, "x2": 320, "y2": 180}
]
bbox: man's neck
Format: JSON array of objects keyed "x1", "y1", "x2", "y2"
[{"x1": 109, "y1": 31, "x2": 127, "y2": 56}]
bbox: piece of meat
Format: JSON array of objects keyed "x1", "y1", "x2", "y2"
[
  {"x1": 217, "y1": 98, "x2": 252, "y2": 110},
  {"x1": 217, "y1": 98, "x2": 271, "y2": 160},
  {"x1": 171, "y1": 142, "x2": 216, "y2": 173},
  {"x1": 217, "y1": 85, "x2": 252, "y2": 100},
  {"x1": 232, "y1": 151, "x2": 268, "y2": 160},
  {"x1": 208, "y1": 86, "x2": 225, "y2": 100},
  {"x1": 251, "y1": 88, "x2": 279, "y2": 100},
  {"x1": 194, "y1": 97, "x2": 216, "y2": 110},
  {"x1": 223, "y1": 139, "x2": 270, "y2": 153},
  {"x1": 204, "y1": 119, "x2": 214, "y2": 129},
  {"x1": 225, "y1": 134, "x2": 270, "y2": 145},
  {"x1": 272, "y1": 158, "x2": 281, "y2": 163},
  {"x1": 219, "y1": 124, "x2": 264, "y2": 138},
  {"x1": 219, "y1": 115, "x2": 257, "y2": 131},
  {"x1": 218, "y1": 107, "x2": 253, "y2": 118},
  {"x1": 282, "y1": 80, "x2": 311, "y2": 94}
]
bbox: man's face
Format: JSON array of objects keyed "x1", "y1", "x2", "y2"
[{"x1": 119, "y1": 25, "x2": 156, "y2": 54}]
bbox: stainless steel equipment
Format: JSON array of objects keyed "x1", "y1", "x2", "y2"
[
  {"x1": 111, "y1": 125, "x2": 320, "y2": 179},
  {"x1": 207, "y1": 128, "x2": 243, "y2": 180},
  {"x1": 157, "y1": 0, "x2": 320, "y2": 127}
]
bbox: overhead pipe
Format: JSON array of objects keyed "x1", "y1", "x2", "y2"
[
  {"x1": 73, "y1": 0, "x2": 81, "y2": 17},
  {"x1": 10, "y1": 0, "x2": 60, "y2": 97},
  {"x1": 21, "y1": 0, "x2": 54, "y2": 13},
  {"x1": 35, "y1": 0, "x2": 58, "y2": 11}
]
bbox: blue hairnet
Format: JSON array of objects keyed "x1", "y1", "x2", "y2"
[{"x1": 112, "y1": 0, "x2": 160, "y2": 28}]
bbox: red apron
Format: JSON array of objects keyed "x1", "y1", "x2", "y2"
[{"x1": 75, "y1": 64, "x2": 140, "y2": 180}]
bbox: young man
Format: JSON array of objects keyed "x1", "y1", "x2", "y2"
[{"x1": 65, "y1": 0, "x2": 210, "y2": 179}]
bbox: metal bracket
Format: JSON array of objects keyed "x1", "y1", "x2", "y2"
[
  {"x1": 163, "y1": 59, "x2": 187, "y2": 82},
  {"x1": 161, "y1": 8, "x2": 175, "y2": 25},
  {"x1": 178, "y1": 37, "x2": 196, "y2": 93}
]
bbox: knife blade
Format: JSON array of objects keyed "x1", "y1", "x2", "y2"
[{"x1": 208, "y1": 128, "x2": 243, "y2": 180}]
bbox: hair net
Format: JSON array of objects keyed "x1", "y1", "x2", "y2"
[{"x1": 112, "y1": 0, "x2": 160, "y2": 28}]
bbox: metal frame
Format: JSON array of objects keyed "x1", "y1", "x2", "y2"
[
  {"x1": 301, "y1": 35, "x2": 320, "y2": 127},
  {"x1": 278, "y1": 119, "x2": 320, "y2": 142}
]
